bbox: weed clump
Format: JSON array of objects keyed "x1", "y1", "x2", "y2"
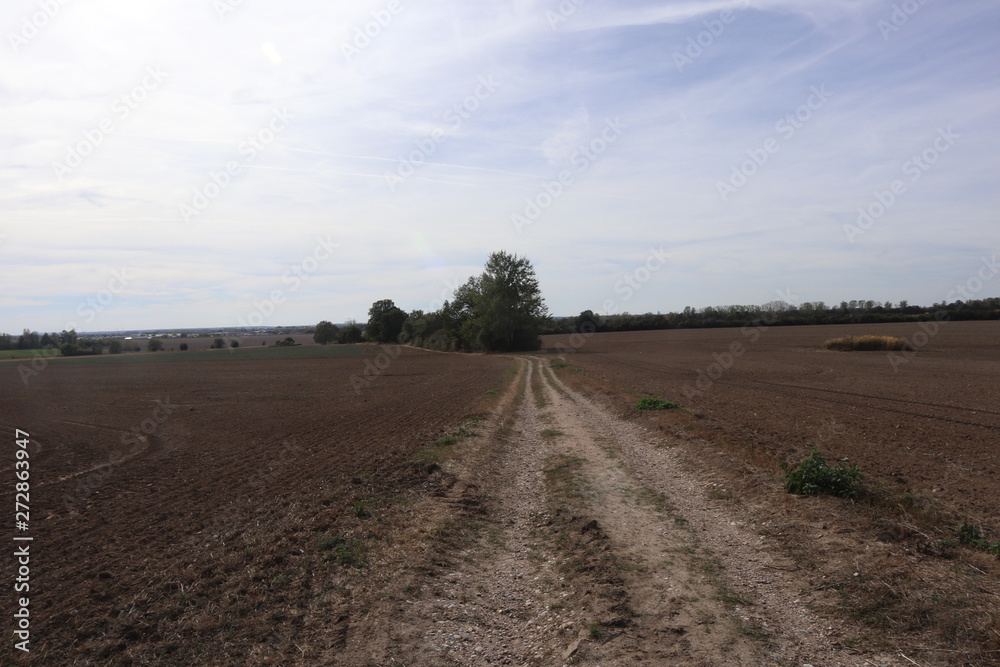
[
  {"x1": 821, "y1": 335, "x2": 912, "y2": 351},
  {"x1": 783, "y1": 448, "x2": 863, "y2": 498},
  {"x1": 957, "y1": 522, "x2": 1000, "y2": 558},
  {"x1": 637, "y1": 397, "x2": 678, "y2": 411}
]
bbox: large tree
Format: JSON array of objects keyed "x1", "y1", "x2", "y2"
[
  {"x1": 366, "y1": 299, "x2": 407, "y2": 343},
  {"x1": 313, "y1": 320, "x2": 340, "y2": 345},
  {"x1": 471, "y1": 251, "x2": 549, "y2": 351}
]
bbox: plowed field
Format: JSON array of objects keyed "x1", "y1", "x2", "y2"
[
  {"x1": 0, "y1": 346, "x2": 513, "y2": 665},
  {"x1": 542, "y1": 320, "x2": 1000, "y2": 525},
  {"x1": 2, "y1": 322, "x2": 998, "y2": 665}
]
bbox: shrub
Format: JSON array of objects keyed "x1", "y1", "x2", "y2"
[
  {"x1": 108, "y1": 340, "x2": 124, "y2": 354},
  {"x1": 637, "y1": 397, "x2": 678, "y2": 410},
  {"x1": 783, "y1": 448, "x2": 863, "y2": 498},
  {"x1": 179, "y1": 343, "x2": 188, "y2": 351},
  {"x1": 210, "y1": 338, "x2": 226, "y2": 349},
  {"x1": 230, "y1": 340, "x2": 239, "y2": 348},
  {"x1": 60, "y1": 342, "x2": 102, "y2": 356},
  {"x1": 821, "y1": 335, "x2": 912, "y2": 352},
  {"x1": 147, "y1": 338, "x2": 164, "y2": 352}
]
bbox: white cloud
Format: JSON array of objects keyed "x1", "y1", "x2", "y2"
[
  {"x1": 541, "y1": 106, "x2": 591, "y2": 165},
  {"x1": 1, "y1": 0, "x2": 998, "y2": 331}
]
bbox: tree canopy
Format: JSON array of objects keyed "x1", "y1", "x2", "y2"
[
  {"x1": 339, "y1": 321, "x2": 364, "y2": 344},
  {"x1": 476, "y1": 251, "x2": 550, "y2": 350},
  {"x1": 366, "y1": 299, "x2": 407, "y2": 343},
  {"x1": 391, "y1": 251, "x2": 549, "y2": 352},
  {"x1": 313, "y1": 320, "x2": 340, "y2": 345}
]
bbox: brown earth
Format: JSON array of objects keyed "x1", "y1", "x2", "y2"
[
  {"x1": 2, "y1": 323, "x2": 998, "y2": 665},
  {"x1": 542, "y1": 321, "x2": 1000, "y2": 526},
  {"x1": 540, "y1": 321, "x2": 1000, "y2": 663},
  {"x1": 0, "y1": 347, "x2": 514, "y2": 665}
]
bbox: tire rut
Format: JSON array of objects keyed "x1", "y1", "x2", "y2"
[
  {"x1": 536, "y1": 357, "x2": 906, "y2": 667},
  {"x1": 340, "y1": 356, "x2": 906, "y2": 666}
]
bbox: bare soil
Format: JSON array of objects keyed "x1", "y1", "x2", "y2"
[
  {"x1": 2, "y1": 323, "x2": 998, "y2": 665},
  {"x1": 0, "y1": 347, "x2": 513, "y2": 665},
  {"x1": 542, "y1": 321, "x2": 1000, "y2": 525}
]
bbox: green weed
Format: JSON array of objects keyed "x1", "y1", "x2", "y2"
[
  {"x1": 637, "y1": 397, "x2": 679, "y2": 410},
  {"x1": 783, "y1": 448, "x2": 863, "y2": 498}
]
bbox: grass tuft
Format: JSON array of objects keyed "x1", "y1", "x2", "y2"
[{"x1": 636, "y1": 397, "x2": 679, "y2": 411}]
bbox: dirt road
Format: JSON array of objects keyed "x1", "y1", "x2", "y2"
[{"x1": 342, "y1": 357, "x2": 904, "y2": 666}]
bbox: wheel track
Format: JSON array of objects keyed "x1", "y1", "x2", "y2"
[{"x1": 530, "y1": 357, "x2": 905, "y2": 666}]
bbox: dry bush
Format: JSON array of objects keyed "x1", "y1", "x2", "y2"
[{"x1": 822, "y1": 335, "x2": 913, "y2": 352}]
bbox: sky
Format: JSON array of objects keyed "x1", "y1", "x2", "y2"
[{"x1": 2, "y1": 0, "x2": 999, "y2": 333}]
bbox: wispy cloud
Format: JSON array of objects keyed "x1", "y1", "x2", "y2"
[{"x1": 1, "y1": 0, "x2": 998, "y2": 331}]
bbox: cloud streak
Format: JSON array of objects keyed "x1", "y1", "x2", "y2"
[{"x1": 1, "y1": 0, "x2": 998, "y2": 332}]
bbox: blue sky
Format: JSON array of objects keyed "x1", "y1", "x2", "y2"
[{"x1": 2, "y1": 0, "x2": 998, "y2": 332}]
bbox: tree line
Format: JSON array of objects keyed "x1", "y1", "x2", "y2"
[
  {"x1": 544, "y1": 297, "x2": 1000, "y2": 335},
  {"x1": 10, "y1": 259, "x2": 996, "y2": 356},
  {"x1": 0, "y1": 329, "x2": 103, "y2": 356},
  {"x1": 314, "y1": 251, "x2": 550, "y2": 352}
]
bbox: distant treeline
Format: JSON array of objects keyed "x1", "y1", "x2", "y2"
[
  {"x1": 0, "y1": 329, "x2": 103, "y2": 356},
  {"x1": 543, "y1": 298, "x2": 1000, "y2": 335}
]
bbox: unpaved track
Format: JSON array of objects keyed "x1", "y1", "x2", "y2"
[{"x1": 345, "y1": 357, "x2": 903, "y2": 665}]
